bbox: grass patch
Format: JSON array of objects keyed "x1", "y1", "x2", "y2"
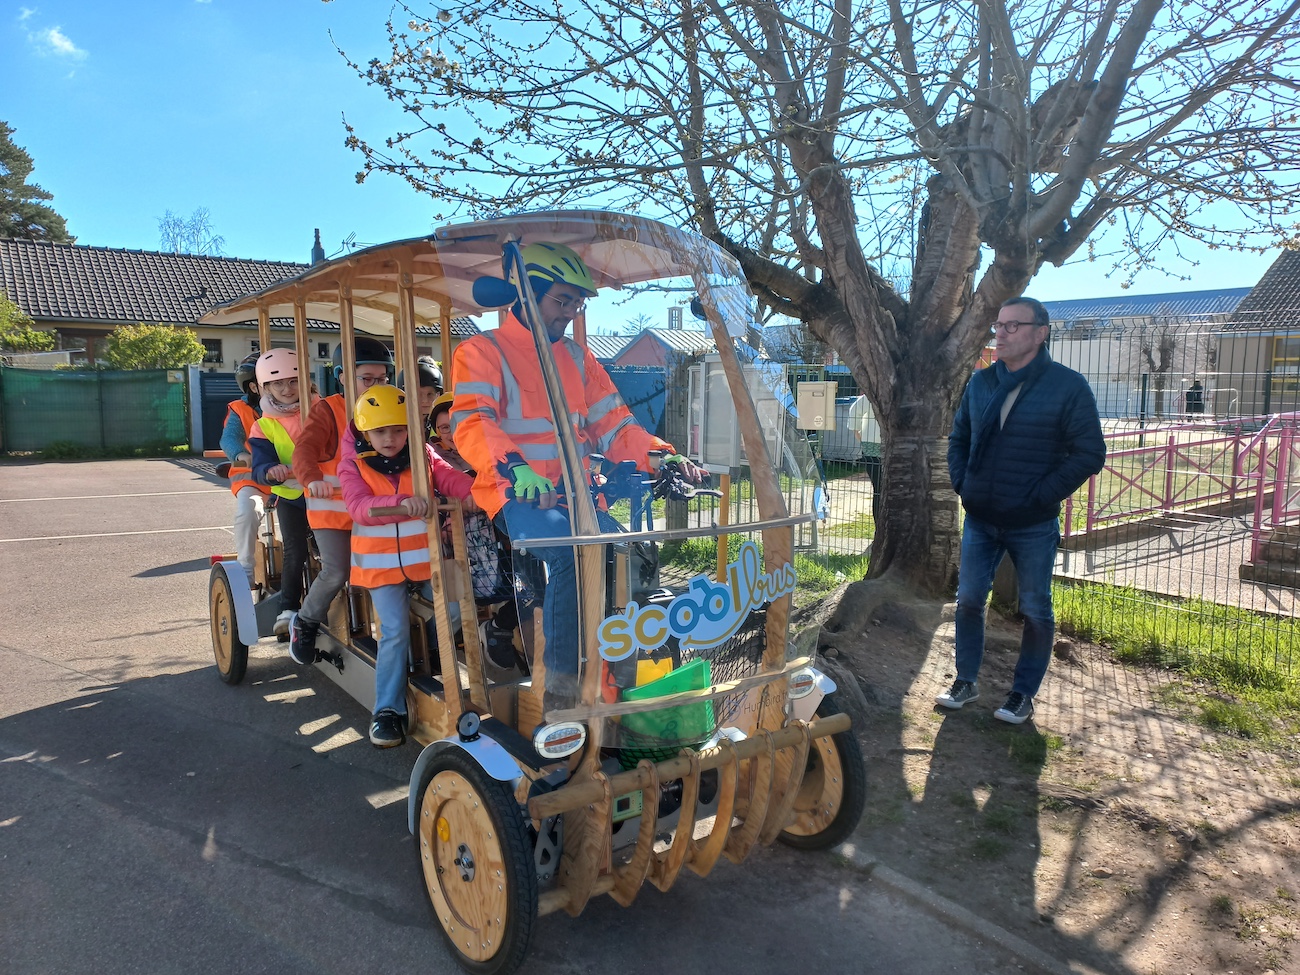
[
  {"x1": 36, "y1": 440, "x2": 190, "y2": 460},
  {"x1": 659, "y1": 536, "x2": 869, "y2": 595},
  {"x1": 1054, "y1": 580, "x2": 1300, "y2": 741},
  {"x1": 822, "y1": 510, "x2": 875, "y2": 539},
  {"x1": 1210, "y1": 893, "x2": 1235, "y2": 916},
  {"x1": 981, "y1": 806, "x2": 1021, "y2": 835}
]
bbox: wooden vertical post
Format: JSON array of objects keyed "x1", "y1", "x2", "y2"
[
  {"x1": 440, "y1": 309, "x2": 452, "y2": 377},
  {"x1": 338, "y1": 282, "x2": 357, "y2": 415},
  {"x1": 716, "y1": 472, "x2": 731, "y2": 582},
  {"x1": 257, "y1": 305, "x2": 272, "y2": 354},
  {"x1": 293, "y1": 293, "x2": 311, "y2": 427}
]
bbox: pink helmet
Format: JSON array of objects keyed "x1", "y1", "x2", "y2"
[{"x1": 255, "y1": 348, "x2": 298, "y2": 384}]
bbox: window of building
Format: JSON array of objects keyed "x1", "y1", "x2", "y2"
[
  {"x1": 317, "y1": 342, "x2": 330, "y2": 359},
  {"x1": 250, "y1": 339, "x2": 260, "y2": 353},
  {"x1": 202, "y1": 338, "x2": 223, "y2": 364}
]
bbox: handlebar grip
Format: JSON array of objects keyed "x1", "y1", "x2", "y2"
[{"x1": 368, "y1": 505, "x2": 410, "y2": 516}]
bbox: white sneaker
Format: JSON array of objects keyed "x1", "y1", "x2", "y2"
[{"x1": 274, "y1": 609, "x2": 294, "y2": 639}]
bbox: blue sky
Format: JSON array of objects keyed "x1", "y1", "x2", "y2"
[{"x1": 3, "y1": 0, "x2": 1283, "y2": 308}]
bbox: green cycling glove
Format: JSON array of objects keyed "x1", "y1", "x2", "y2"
[
  {"x1": 662, "y1": 453, "x2": 689, "y2": 466},
  {"x1": 509, "y1": 464, "x2": 556, "y2": 503}
]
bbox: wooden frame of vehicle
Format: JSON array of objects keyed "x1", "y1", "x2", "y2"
[{"x1": 201, "y1": 210, "x2": 866, "y2": 975}]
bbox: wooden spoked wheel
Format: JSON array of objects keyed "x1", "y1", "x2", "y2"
[
  {"x1": 416, "y1": 749, "x2": 536, "y2": 975},
  {"x1": 779, "y1": 694, "x2": 868, "y2": 850},
  {"x1": 209, "y1": 565, "x2": 248, "y2": 686}
]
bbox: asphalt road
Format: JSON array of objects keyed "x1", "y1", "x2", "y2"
[{"x1": 0, "y1": 458, "x2": 1025, "y2": 975}]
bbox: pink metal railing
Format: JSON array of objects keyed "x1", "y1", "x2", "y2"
[{"x1": 1062, "y1": 414, "x2": 1300, "y2": 545}]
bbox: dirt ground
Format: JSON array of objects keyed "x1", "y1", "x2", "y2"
[{"x1": 808, "y1": 581, "x2": 1300, "y2": 975}]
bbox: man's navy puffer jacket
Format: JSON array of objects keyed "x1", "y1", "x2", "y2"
[{"x1": 948, "y1": 347, "x2": 1105, "y2": 529}]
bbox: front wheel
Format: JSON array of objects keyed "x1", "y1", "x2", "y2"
[
  {"x1": 209, "y1": 564, "x2": 248, "y2": 685},
  {"x1": 778, "y1": 693, "x2": 868, "y2": 850},
  {"x1": 414, "y1": 748, "x2": 537, "y2": 975}
]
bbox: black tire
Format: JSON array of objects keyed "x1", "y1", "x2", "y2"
[
  {"x1": 778, "y1": 693, "x2": 868, "y2": 851},
  {"x1": 209, "y1": 564, "x2": 249, "y2": 686},
  {"x1": 414, "y1": 748, "x2": 538, "y2": 975}
]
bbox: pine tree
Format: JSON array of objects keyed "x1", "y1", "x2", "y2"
[{"x1": 0, "y1": 121, "x2": 73, "y2": 243}]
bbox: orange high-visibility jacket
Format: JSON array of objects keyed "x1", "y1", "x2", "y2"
[
  {"x1": 450, "y1": 313, "x2": 673, "y2": 518},
  {"x1": 226, "y1": 400, "x2": 270, "y2": 498},
  {"x1": 300, "y1": 394, "x2": 352, "y2": 531},
  {"x1": 348, "y1": 462, "x2": 432, "y2": 588}
]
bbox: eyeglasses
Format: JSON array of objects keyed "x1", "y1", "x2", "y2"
[
  {"x1": 544, "y1": 291, "x2": 587, "y2": 315},
  {"x1": 356, "y1": 374, "x2": 389, "y2": 388},
  {"x1": 990, "y1": 319, "x2": 1039, "y2": 335}
]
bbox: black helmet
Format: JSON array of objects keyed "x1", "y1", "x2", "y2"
[
  {"x1": 235, "y1": 352, "x2": 260, "y2": 395},
  {"x1": 397, "y1": 355, "x2": 443, "y2": 393},
  {"x1": 332, "y1": 336, "x2": 394, "y2": 382}
]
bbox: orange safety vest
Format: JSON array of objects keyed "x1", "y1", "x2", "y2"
[
  {"x1": 305, "y1": 394, "x2": 352, "y2": 531},
  {"x1": 227, "y1": 400, "x2": 270, "y2": 498},
  {"x1": 449, "y1": 314, "x2": 672, "y2": 518},
  {"x1": 349, "y1": 462, "x2": 433, "y2": 588}
]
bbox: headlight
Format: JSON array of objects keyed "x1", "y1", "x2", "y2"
[{"x1": 787, "y1": 667, "x2": 819, "y2": 700}]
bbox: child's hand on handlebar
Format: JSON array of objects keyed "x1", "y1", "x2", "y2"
[
  {"x1": 509, "y1": 464, "x2": 558, "y2": 509},
  {"x1": 307, "y1": 480, "x2": 333, "y2": 498},
  {"x1": 266, "y1": 464, "x2": 292, "y2": 484},
  {"x1": 401, "y1": 496, "x2": 431, "y2": 518}
]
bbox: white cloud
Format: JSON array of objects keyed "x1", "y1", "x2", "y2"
[
  {"x1": 32, "y1": 25, "x2": 87, "y2": 59},
  {"x1": 18, "y1": 7, "x2": 36, "y2": 22}
]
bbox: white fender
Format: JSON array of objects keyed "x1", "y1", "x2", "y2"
[
  {"x1": 407, "y1": 735, "x2": 525, "y2": 834},
  {"x1": 791, "y1": 667, "x2": 838, "y2": 723},
  {"x1": 216, "y1": 560, "x2": 260, "y2": 647}
]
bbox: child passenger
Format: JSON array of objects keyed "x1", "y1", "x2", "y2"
[
  {"x1": 220, "y1": 352, "x2": 269, "y2": 581},
  {"x1": 289, "y1": 337, "x2": 395, "y2": 667},
  {"x1": 247, "y1": 349, "x2": 318, "y2": 637},
  {"x1": 338, "y1": 385, "x2": 474, "y2": 748}
]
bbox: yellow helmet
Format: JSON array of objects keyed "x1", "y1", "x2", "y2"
[
  {"x1": 510, "y1": 241, "x2": 597, "y2": 297},
  {"x1": 354, "y1": 384, "x2": 409, "y2": 431}
]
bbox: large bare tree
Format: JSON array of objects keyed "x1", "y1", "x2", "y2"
[{"x1": 338, "y1": 0, "x2": 1300, "y2": 597}]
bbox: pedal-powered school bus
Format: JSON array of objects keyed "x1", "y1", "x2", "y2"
[{"x1": 201, "y1": 210, "x2": 867, "y2": 975}]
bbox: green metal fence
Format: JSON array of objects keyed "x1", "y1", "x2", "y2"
[{"x1": 0, "y1": 367, "x2": 190, "y2": 452}]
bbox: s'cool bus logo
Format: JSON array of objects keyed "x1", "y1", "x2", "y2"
[{"x1": 597, "y1": 540, "x2": 795, "y2": 661}]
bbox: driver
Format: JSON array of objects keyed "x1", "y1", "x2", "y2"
[{"x1": 449, "y1": 241, "x2": 702, "y2": 711}]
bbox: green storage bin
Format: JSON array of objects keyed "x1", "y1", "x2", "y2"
[{"x1": 619, "y1": 658, "x2": 714, "y2": 768}]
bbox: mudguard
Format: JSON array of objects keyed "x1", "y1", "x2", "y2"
[
  {"x1": 790, "y1": 667, "x2": 837, "y2": 723},
  {"x1": 407, "y1": 734, "x2": 525, "y2": 834},
  {"x1": 214, "y1": 560, "x2": 261, "y2": 648}
]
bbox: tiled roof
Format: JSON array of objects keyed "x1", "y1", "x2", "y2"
[
  {"x1": 1225, "y1": 250, "x2": 1300, "y2": 331},
  {"x1": 0, "y1": 238, "x2": 478, "y2": 337},
  {"x1": 1042, "y1": 288, "x2": 1251, "y2": 325}
]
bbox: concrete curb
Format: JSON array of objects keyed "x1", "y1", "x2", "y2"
[{"x1": 836, "y1": 843, "x2": 1086, "y2": 975}]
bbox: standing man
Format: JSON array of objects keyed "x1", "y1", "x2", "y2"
[
  {"x1": 938, "y1": 296, "x2": 1105, "y2": 724},
  {"x1": 450, "y1": 242, "x2": 700, "y2": 711}
]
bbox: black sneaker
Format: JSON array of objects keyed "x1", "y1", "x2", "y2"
[
  {"x1": 935, "y1": 678, "x2": 979, "y2": 709},
  {"x1": 369, "y1": 709, "x2": 406, "y2": 748},
  {"x1": 482, "y1": 621, "x2": 517, "y2": 669},
  {"x1": 542, "y1": 671, "x2": 579, "y2": 715},
  {"x1": 288, "y1": 614, "x2": 319, "y2": 666},
  {"x1": 994, "y1": 692, "x2": 1034, "y2": 725}
]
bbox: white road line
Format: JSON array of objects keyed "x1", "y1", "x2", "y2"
[
  {"x1": 0, "y1": 490, "x2": 227, "y2": 503},
  {"x1": 0, "y1": 526, "x2": 232, "y2": 543}
]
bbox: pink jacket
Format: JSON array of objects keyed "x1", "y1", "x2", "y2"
[{"x1": 338, "y1": 424, "x2": 474, "y2": 527}]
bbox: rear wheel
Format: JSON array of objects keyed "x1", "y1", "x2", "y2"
[
  {"x1": 209, "y1": 565, "x2": 248, "y2": 686},
  {"x1": 414, "y1": 748, "x2": 537, "y2": 975},
  {"x1": 778, "y1": 694, "x2": 867, "y2": 850}
]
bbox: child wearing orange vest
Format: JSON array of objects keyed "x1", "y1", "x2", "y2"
[
  {"x1": 338, "y1": 385, "x2": 474, "y2": 748},
  {"x1": 220, "y1": 352, "x2": 269, "y2": 579},
  {"x1": 248, "y1": 349, "x2": 319, "y2": 638},
  {"x1": 288, "y1": 337, "x2": 395, "y2": 666}
]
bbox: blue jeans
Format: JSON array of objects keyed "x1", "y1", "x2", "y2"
[
  {"x1": 368, "y1": 579, "x2": 452, "y2": 717},
  {"x1": 953, "y1": 515, "x2": 1060, "y2": 698},
  {"x1": 495, "y1": 500, "x2": 581, "y2": 679}
]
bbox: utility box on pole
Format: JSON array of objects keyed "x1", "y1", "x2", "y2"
[{"x1": 796, "y1": 380, "x2": 837, "y2": 430}]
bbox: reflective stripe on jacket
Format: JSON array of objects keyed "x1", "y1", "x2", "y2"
[
  {"x1": 304, "y1": 394, "x2": 352, "y2": 530},
  {"x1": 227, "y1": 400, "x2": 270, "y2": 498},
  {"x1": 349, "y1": 462, "x2": 432, "y2": 588},
  {"x1": 257, "y1": 418, "x2": 305, "y2": 500},
  {"x1": 449, "y1": 313, "x2": 672, "y2": 517}
]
